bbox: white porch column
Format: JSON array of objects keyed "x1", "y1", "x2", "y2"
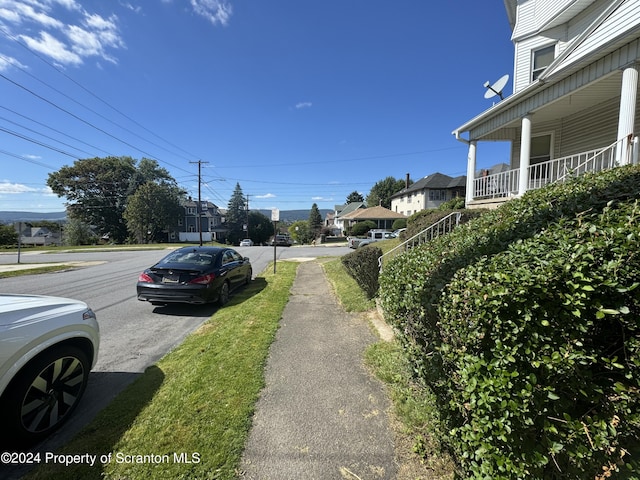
[
  {"x1": 518, "y1": 115, "x2": 532, "y2": 196},
  {"x1": 616, "y1": 63, "x2": 639, "y2": 165},
  {"x1": 465, "y1": 140, "x2": 477, "y2": 204}
]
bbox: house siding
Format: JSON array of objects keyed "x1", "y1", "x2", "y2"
[
  {"x1": 514, "y1": 28, "x2": 565, "y2": 91},
  {"x1": 508, "y1": 94, "x2": 639, "y2": 169},
  {"x1": 512, "y1": 0, "x2": 631, "y2": 92},
  {"x1": 554, "y1": 0, "x2": 639, "y2": 75},
  {"x1": 469, "y1": 38, "x2": 640, "y2": 140},
  {"x1": 512, "y1": 1, "x2": 537, "y2": 41}
]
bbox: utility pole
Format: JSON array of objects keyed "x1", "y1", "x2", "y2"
[
  {"x1": 245, "y1": 195, "x2": 250, "y2": 239},
  {"x1": 190, "y1": 160, "x2": 209, "y2": 246}
]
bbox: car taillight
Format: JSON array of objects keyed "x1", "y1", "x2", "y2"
[
  {"x1": 138, "y1": 272, "x2": 154, "y2": 283},
  {"x1": 189, "y1": 273, "x2": 215, "y2": 285}
]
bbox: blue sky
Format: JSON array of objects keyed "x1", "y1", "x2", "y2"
[{"x1": 0, "y1": 0, "x2": 513, "y2": 213}]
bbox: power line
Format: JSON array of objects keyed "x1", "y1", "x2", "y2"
[{"x1": 0, "y1": 26, "x2": 201, "y2": 163}]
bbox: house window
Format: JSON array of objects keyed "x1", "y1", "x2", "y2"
[
  {"x1": 532, "y1": 45, "x2": 555, "y2": 81},
  {"x1": 187, "y1": 207, "x2": 196, "y2": 215},
  {"x1": 428, "y1": 190, "x2": 447, "y2": 201},
  {"x1": 530, "y1": 133, "x2": 553, "y2": 183},
  {"x1": 531, "y1": 134, "x2": 552, "y2": 164}
]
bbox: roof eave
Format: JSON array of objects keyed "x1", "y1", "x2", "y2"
[{"x1": 452, "y1": 79, "x2": 545, "y2": 140}]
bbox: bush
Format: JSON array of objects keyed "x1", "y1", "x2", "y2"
[
  {"x1": 341, "y1": 246, "x2": 382, "y2": 299},
  {"x1": 438, "y1": 197, "x2": 465, "y2": 210},
  {"x1": 350, "y1": 221, "x2": 377, "y2": 236},
  {"x1": 392, "y1": 218, "x2": 407, "y2": 230},
  {"x1": 379, "y1": 165, "x2": 640, "y2": 479}
]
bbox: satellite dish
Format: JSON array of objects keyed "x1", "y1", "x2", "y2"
[{"x1": 483, "y1": 74, "x2": 509, "y2": 100}]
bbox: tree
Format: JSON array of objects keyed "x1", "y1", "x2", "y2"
[
  {"x1": 0, "y1": 224, "x2": 17, "y2": 246},
  {"x1": 226, "y1": 183, "x2": 247, "y2": 244},
  {"x1": 127, "y1": 158, "x2": 184, "y2": 196},
  {"x1": 346, "y1": 191, "x2": 364, "y2": 204},
  {"x1": 366, "y1": 176, "x2": 408, "y2": 209},
  {"x1": 288, "y1": 220, "x2": 312, "y2": 245},
  {"x1": 48, "y1": 157, "x2": 137, "y2": 243},
  {"x1": 124, "y1": 182, "x2": 182, "y2": 243},
  {"x1": 63, "y1": 218, "x2": 95, "y2": 246},
  {"x1": 47, "y1": 156, "x2": 183, "y2": 244},
  {"x1": 308, "y1": 203, "x2": 323, "y2": 240},
  {"x1": 247, "y1": 210, "x2": 274, "y2": 245}
]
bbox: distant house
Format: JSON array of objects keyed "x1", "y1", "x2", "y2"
[
  {"x1": 341, "y1": 205, "x2": 407, "y2": 231},
  {"x1": 16, "y1": 226, "x2": 60, "y2": 246},
  {"x1": 323, "y1": 210, "x2": 342, "y2": 236},
  {"x1": 453, "y1": 0, "x2": 640, "y2": 209},
  {"x1": 390, "y1": 172, "x2": 466, "y2": 216},
  {"x1": 172, "y1": 198, "x2": 226, "y2": 243},
  {"x1": 333, "y1": 202, "x2": 366, "y2": 235}
]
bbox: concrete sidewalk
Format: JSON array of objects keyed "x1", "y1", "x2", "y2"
[{"x1": 240, "y1": 260, "x2": 396, "y2": 480}]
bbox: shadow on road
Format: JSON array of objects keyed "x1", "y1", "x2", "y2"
[{"x1": 1, "y1": 366, "x2": 166, "y2": 480}]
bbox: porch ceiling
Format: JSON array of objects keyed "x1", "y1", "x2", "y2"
[{"x1": 495, "y1": 71, "x2": 622, "y2": 133}]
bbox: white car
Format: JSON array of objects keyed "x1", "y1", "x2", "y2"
[
  {"x1": 239, "y1": 239, "x2": 254, "y2": 247},
  {"x1": 0, "y1": 295, "x2": 99, "y2": 447}
]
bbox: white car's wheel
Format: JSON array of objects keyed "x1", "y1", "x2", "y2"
[{"x1": 0, "y1": 345, "x2": 90, "y2": 446}]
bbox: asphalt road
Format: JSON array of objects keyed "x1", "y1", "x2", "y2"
[{"x1": 0, "y1": 244, "x2": 351, "y2": 479}]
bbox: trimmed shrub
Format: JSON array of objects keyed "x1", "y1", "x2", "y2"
[
  {"x1": 379, "y1": 165, "x2": 640, "y2": 479},
  {"x1": 350, "y1": 221, "x2": 377, "y2": 236},
  {"x1": 341, "y1": 246, "x2": 382, "y2": 299}
]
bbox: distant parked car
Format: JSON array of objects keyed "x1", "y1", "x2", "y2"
[
  {"x1": 270, "y1": 235, "x2": 292, "y2": 246},
  {"x1": 350, "y1": 229, "x2": 393, "y2": 248},
  {"x1": 137, "y1": 246, "x2": 252, "y2": 306},
  {"x1": 239, "y1": 239, "x2": 254, "y2": 247},
  {"x1": 0, "y1": 295, "x2": 100, "y2": 447},
  {"x1": 390, "y1": 228, "x2": 406, "y2": 238}
]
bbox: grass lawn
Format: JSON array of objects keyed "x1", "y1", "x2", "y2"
[
  {"x1": 25, "y1": 261, "x2": 298, "y2": 480},
  {"x1": 321, "y1": 256, "x2": 454, "y2": 479},
  {"x1": 22, "y1": 253, "x2": 451, "y2": 480}
]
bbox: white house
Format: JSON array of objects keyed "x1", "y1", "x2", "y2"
[
  {"x1": 390, "y1": 172, "x2": 466, "y2": 216},
  {"x1": 453, "y1": 0, "x2": 640, "y2": 209}
]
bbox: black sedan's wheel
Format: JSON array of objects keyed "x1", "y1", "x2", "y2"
[
  {"x1": 0, "y1": 345, "x2": 90, "y2": 446},
  {"x1": 245, "y1": 268, "x2": 253, "y2": 285},
  {"x1": 218, "y1": 281, "x2": 230, "y2": 306}
]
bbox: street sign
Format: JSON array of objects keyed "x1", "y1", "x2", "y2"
[{"x1": 271, "y1": 208, "x2": 280, "y2": 222}]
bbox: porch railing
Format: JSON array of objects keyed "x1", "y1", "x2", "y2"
[
  {"x1": 378, "y1": 211, "x2": 461, "y2": 271},
  {"x1": 473, "y1": 138, "x2": 629, "y2": 200},
  {"x1": 473, "y1": 169, "x2": 519, "y2": 199},
  {"x1": 530, "y1": 139, "x2": 620, "y2": 187}
]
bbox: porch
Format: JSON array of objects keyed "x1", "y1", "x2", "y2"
[{"x1": 467, "y1": 136, "x2": 639, "y2": 208}]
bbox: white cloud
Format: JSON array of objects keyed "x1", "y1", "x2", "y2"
[
  {"x1": 256, "y1": 193, "x2": 276, "y2": 199},
  {"x1": 19, "y1": 30, "x2": 83, "y2": 65},
  {"x1": 0, "y1": 181, "x2": 50, "y2": 195},
  {"x1": 312, "y1": 196, "x2": 333, "y2": 202},
  {"x1": 295, "y1": 102, "x2": 312, "y2": 109},
  {"x1": 0, "y1": 53, "x2": 28, "y2": 72},
  {"x1": 190, "y1": 0, "x2": 232, "y2": 26},
  {"x1": 2, "y1": 0, "x2": 124, "y2": 67}
]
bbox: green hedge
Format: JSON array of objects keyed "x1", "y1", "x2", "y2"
[
  {"x1": 341, "y1": 245, "x2": 382, "y2": 300},
  {"x1": 379, "y1": 165, "x2": 640, "y2": 479}
]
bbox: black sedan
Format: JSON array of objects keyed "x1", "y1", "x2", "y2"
[{"x1": 137, "y1": 247, "x2": 252, "y2": 306}]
